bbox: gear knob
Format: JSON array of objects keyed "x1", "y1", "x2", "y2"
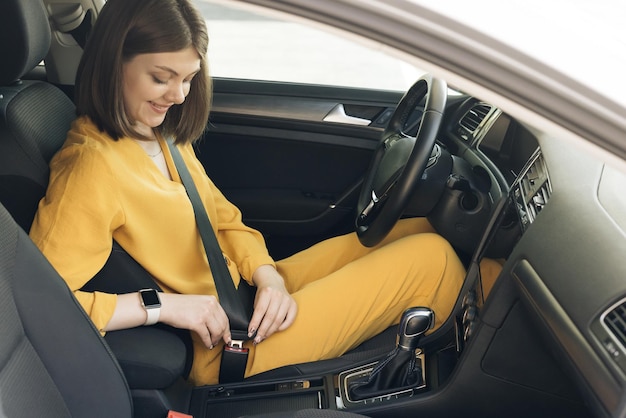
[{"x1": 397, "y1": 307, "x2": 434, "y2": 351}]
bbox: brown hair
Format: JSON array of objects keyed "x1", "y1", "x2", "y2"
[{"x1": 75, "y1": 0, "x2": 211, "y2": 144}]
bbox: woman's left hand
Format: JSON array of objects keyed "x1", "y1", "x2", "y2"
[{"x1": 249, "y1": 265, "x2": 297, "y2": 344}]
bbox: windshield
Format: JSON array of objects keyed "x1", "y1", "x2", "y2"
[{"x1": 413, "y1": 0, "x2": 626, "y2": 106}]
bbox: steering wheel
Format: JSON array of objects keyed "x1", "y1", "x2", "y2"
[{"x1": 356, "y1": 74, "x2": 447, "y2": 247}]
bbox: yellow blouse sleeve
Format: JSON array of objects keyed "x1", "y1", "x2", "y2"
[{"x1": 30, "y1": 137, "x2": 124, "y2": 331}]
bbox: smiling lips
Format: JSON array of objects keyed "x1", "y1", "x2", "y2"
[{"x1": 150, "y1": 101, "x2": 171, "y2": 114}]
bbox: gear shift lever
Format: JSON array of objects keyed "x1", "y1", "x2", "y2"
[
  {"x1": 397, "y1": 307, "x2": 435, "y2": 350},
  {"x1": 348, "y1": 307, "x2": 434, "y2": 401}
]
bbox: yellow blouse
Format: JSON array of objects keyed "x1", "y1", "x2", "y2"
[{"x1": 30, "y1": 116, "x2": 274, "y2": 332}]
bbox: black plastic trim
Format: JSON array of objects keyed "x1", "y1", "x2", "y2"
[{"x1": 513, "y1": 259, "x2": 617, "y2": 417}]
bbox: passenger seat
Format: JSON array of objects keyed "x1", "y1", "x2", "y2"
[
  {"x1": 0, "y1": 0, "x2": 190, "y2": 416},
  {"x1": 0, "y1": 0, "x2": 75, "y2": 232},
  {"x1": 0, "y1": 205, "x2": 133, "y2": 416}
]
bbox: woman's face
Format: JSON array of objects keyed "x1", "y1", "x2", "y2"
[{"x1": 122, "y1": 47, "x2": 201, "y2": 138}]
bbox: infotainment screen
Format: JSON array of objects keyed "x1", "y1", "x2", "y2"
[{"x1": 477, "y1": 113, "x2": 540, "y2": 184}]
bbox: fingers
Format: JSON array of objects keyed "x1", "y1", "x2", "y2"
[
  {"x1": 159, "y1": 290, "x2": 296, "y2": 350},
  {"x1": 278, "y1": 303, "x2": 297, "y2": 331},
  {"x1": 248, "y1": 291, "x2": 268, "y2": 337},
  {"x1": 190, "y1": 299, "x2": 230, "y2": 349},
  {"x1": 204, "y1": 308, "x2": 230, "y2": 349},
  {"x1": 222, "y1": 328, "x2": 232, "y2": 346},
  {"x1": 250, "y1": 286, "x2": 297, "y2": 344},
  {"x1": 159, "y1": 293, "x2": 230, "y2": 350}
]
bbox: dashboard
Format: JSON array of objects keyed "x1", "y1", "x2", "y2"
[
  {"x1": 425, "y1": 97, "x2": 548, "y2": 263},
  {"x1": 437, "y1": 96, "x2": 626, "y2": 418}
]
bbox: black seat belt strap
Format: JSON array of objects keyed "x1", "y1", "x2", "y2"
[{"x1": 167, "y1": 140, "x2": 251, "y2": 383}]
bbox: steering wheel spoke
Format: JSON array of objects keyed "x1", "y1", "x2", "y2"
[
  {"x1": 358, "y1": 190, "x2": 379, "y2": 223},
  {"x1": 356, "y1": 74, "x2": 448, "y2": 247}
]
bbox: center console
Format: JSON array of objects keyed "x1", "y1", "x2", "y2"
[
  {"x1": 337, "y1": 350, "x2": 426, "y2": 408},
  {"x1": 189, "y1": 351, "x2": 429, "y2": 417},
  {"x1": 189, "y1": 308, "x2": 435, "y2": 417},
  {"x1": 190, "y1": 376, "x2": 328, "y2": 416}
]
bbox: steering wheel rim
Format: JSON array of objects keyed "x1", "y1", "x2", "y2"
[{"x1": 356, "y1": 74, "x2": 447, "y2": 247}]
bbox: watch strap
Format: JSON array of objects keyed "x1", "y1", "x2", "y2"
[{"x1": 144, "y1": 306, "x2": 160, "y2": 326}]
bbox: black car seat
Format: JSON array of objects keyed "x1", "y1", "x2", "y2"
[
  {"x1": 0, "y1": 0, "x2": 75, "y2": 232},
  {"x1": 0, "y1": 204, "x2": 134, "y2": 416},
  {"x1": 0, "y1": 0, "x2": 192, "y2": 416}
]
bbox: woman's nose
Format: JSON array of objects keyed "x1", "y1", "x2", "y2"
[{"x1": 166, "y1": 82, "x2": 187, "y2": 104}]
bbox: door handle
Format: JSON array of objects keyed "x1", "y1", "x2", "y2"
[{"x1": 323, "y1": 104, "x2": 371, "y2": 126}]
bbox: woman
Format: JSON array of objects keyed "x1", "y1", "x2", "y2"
[{"x1": 29, "y1": 0, "x2": 466, "y2": 386}]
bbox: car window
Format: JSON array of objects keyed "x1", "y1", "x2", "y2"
[
  {"x1": 416, "y1": 0, "x2": 626, "y2": 105},
  {"x1": 193, "y1": 0, "x2": 425, "y2": 91}
]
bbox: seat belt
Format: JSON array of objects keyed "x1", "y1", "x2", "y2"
[
  {"x1": 168, "y1": 140, "x2": 253, "y2": 383},
  {"x1": 49, "y1": 5, "x2": 93, "y2": 49}
]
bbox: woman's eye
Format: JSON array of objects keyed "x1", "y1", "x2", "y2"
[{"x1": 152, "y1": 76, "x2": 167, "y2": 85}]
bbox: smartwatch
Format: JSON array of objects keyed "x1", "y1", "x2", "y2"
[{"x1": 139, "y1": 289, "x2": 161, "y2": 326}]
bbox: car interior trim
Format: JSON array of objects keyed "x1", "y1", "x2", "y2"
[{"x1": 513, "y1": 259, "x2": 619, "y2": 416}]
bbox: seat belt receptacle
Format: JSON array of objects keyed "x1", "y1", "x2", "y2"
[{"x1": 219, "y1": 340, "x2": 249, "y2": 384}]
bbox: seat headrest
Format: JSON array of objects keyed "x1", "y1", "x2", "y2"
[{"x1": 0, "y1": 0, "x2": 51, "y2": 85}]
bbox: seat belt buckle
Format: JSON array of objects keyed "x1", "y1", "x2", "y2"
[
  {"x1": 219, "y1": 339, "x2": 249, "y2": 383},
  {"x1": 226, "y1": 339, "x2": 248, "y2": 352}
]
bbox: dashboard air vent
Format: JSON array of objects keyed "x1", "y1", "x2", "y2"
[
  {"x1": 604, "y1": 303, "x2": 626, "y2": 347},
  {"x1": 512, "y1": 150, "x2": 552, "y2": 230},
  {"x1": 593, "y1": 297, "x2": 626, "y2": 374},
  {"x1": 459, "y1": 104, "x2": 492, "y2": 133}
]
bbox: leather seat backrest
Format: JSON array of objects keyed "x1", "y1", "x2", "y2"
[
  {"x1": 0, "y1": 201, "x2": 133, "y2": 417},
  {"x1": 0, "y1": 0, "x2": 133, "y2": 415},
  {"x1": 0, "y1": 0, "x2": 191, "y2": 409},
  {"x1": 0, "y1": 0, "x2": 76, "y2": 231}
]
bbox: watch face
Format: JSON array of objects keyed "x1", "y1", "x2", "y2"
[{"x1": 140, "y1": 289, "x2": 161, "y2": 307}]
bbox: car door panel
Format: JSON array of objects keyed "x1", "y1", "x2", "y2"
[{"x1": 197, "y1": 79, "x2": 402, "y2": 257}]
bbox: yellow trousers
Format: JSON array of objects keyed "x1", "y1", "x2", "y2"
[
  {"x1": 189, "y1": 218, "x2": 467, "y2": 385},
  {"x1": 247, "y1": 218, "x2": 466, "y2": 378}
]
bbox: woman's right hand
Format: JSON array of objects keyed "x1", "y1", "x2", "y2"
[{"x1": 159, "y1": 293, "x2": 231, "y2": 349}]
